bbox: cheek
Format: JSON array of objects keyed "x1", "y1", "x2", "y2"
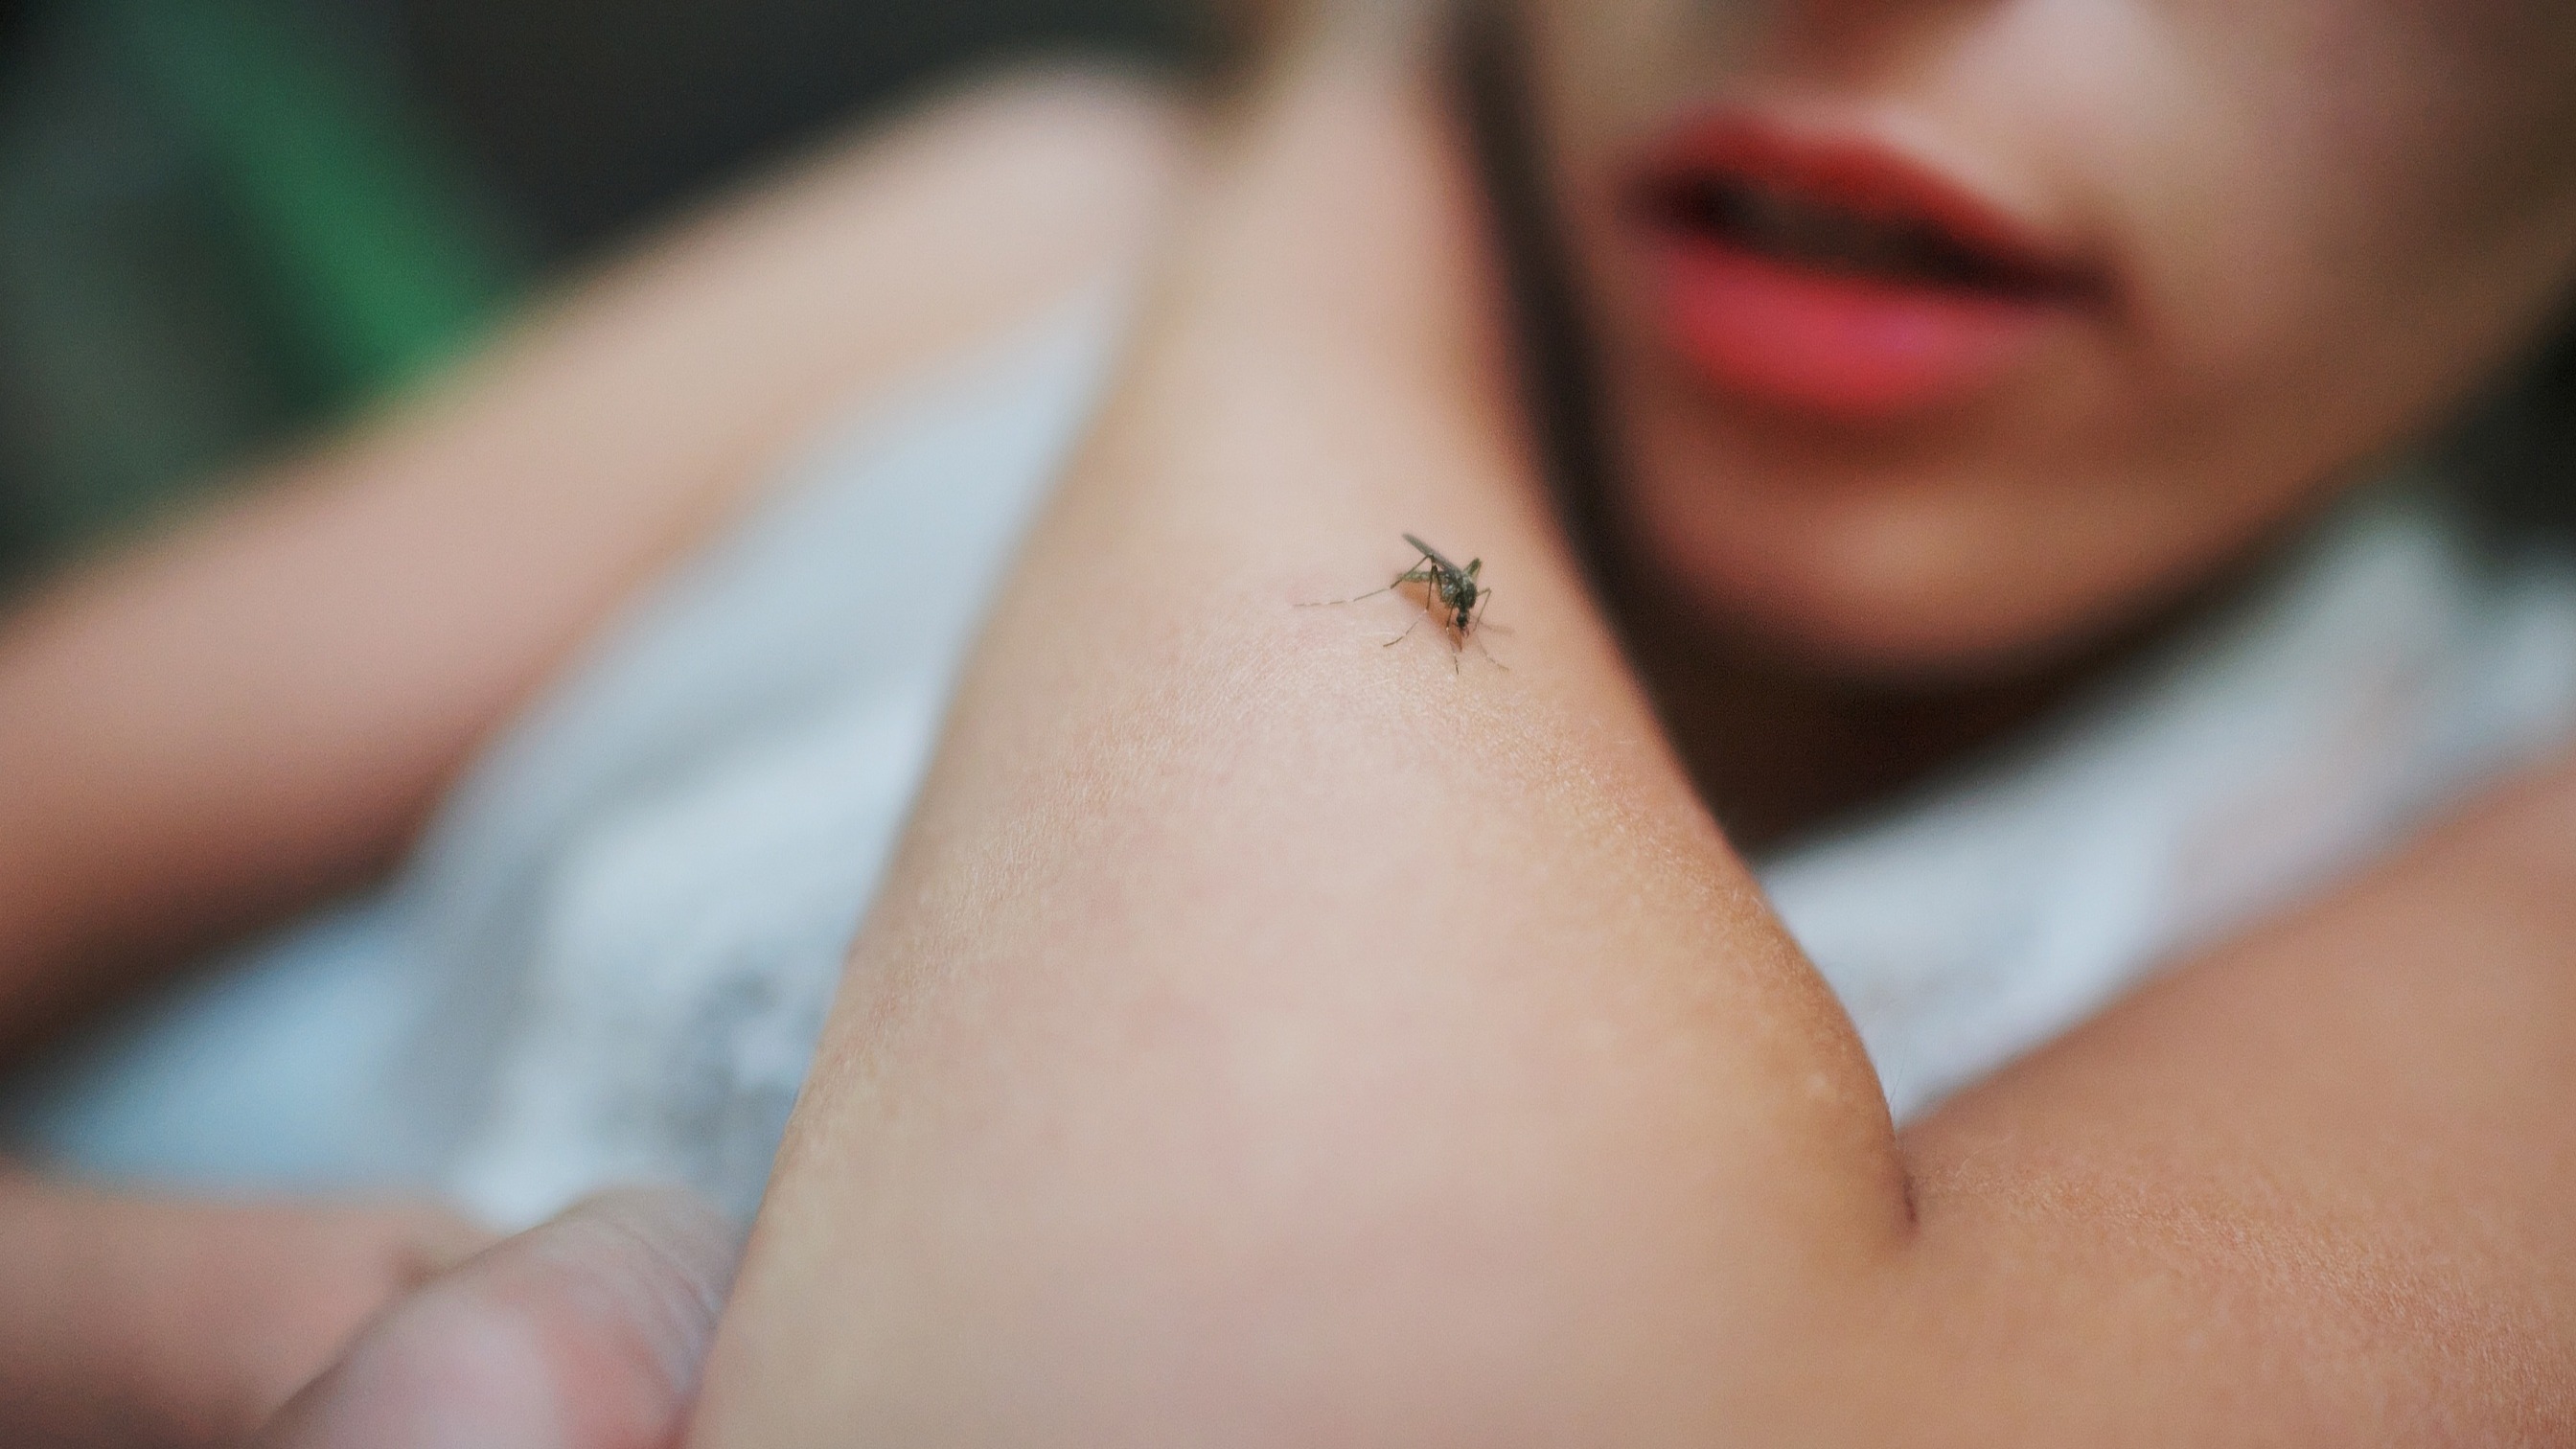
[
  {"x1": 2116, "y1": 18, "x2": 2575, "y2": 402},
  {"x1": 2086, "y1": 0, "x2": 2576, "y2": 454}
]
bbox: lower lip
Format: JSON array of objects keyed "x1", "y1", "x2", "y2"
[{"x1": 1641, "y1": 235, "x2": 2061, "y2": 423}]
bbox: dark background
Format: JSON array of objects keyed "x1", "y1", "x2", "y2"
[
  {"x1": 0, "y1": 0, "x2": 1215, "y2": 587},
  {"x1": 398, "y1": 0, "x2": 1209, "y2": 255}
]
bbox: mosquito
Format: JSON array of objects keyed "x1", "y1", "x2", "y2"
[{"x1": 1303, "y1": 533, "x2": 1501, "y2": 670}]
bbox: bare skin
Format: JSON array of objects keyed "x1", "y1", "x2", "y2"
[
  {"x1": 0, "y1": 67, "x2": 1190, "y2": 1443},
  {"x1": 0, "y1": 66, "x2": 1190, "y2": 1060},
  {"x1": 0, "y1": 1170, "x2": 488, "y2": 1447},
  {"x1": 688, "y1": 22, "x2": 2576, "y2": 1443},
  {"x1": 1, "y1": 7, "x2": 2570, "y2": 1442},
  {"x1": 253, "y1": 1190, "x2": 742, "y2": 1449}
]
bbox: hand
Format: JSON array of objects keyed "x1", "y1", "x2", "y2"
[
  {"x1": 0, "y1": 1167, "x2": 493, "y2": 1447},
  {"x1": 255, "y1": 1189, "x2": 743, "y2": 1449}
]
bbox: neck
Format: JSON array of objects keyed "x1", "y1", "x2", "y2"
[
  {"x1": 1631, "y1": 636, "x2": 2071, "y2": 857},
  {"x1": 1610, "y1": 568, "x2": 2196, "y2": 855}
]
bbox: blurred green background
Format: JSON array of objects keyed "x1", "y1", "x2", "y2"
[{"x1": 0, "y1": 0, "x2": 1211, "y2": 591}]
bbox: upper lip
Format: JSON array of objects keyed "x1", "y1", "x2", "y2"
[{"x1": 1625, "y1": 112, "x2": 2097, "y2": 300}]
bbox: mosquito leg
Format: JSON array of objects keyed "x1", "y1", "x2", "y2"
[
  {"x1": 1303, "y1": 566, "x2": 1437, "y2": 610},
  {"x1": 1300, "y1": 580, "x2": 1401, "y2": 610},
  {"x1": 1381, "y1": 592, "x2": 1437, "y2": 648},
  {"x1": 1467, "y1": 590, "x2": 1507, "y2": 671}
]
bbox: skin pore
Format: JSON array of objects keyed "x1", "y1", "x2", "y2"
[{"x1": 690, "y1": 4, "x2": 2576, "y2": 1441}]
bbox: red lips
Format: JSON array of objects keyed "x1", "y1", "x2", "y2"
[{"x1": 1624, "y1": 115, "x2": 2094, "y2": 423}]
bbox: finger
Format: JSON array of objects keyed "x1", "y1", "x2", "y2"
[
  {"x1": 256, "y1": 1188, "x2": 744, "y2": 1449},
  {"x1": 0, "y1": 1172, "x2": 491, "y2": 1447}
]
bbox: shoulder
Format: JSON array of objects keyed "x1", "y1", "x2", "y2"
[{"x1": 575, "y1": 60, "x2": 1200, "y2": 439}]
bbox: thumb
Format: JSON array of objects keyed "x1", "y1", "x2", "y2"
[{"x1": 255, "y1": 1188, "x2": 744, "y2": 1449}]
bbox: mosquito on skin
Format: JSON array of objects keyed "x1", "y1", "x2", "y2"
[{"x1": 1302, "y1": 533, "x2": 1502, "y2": 671}]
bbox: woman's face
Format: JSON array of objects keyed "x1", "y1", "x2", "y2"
[{"x1": 1517, "y1": 0, "x2": 2576, "y2": 674}]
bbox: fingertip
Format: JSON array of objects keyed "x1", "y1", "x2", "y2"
[
  {"x1": 257, "y1": 1187, "x2": 748, "y2": 1449},
  {"x1": 557, "y1": 1187, "x2": 746, "y2": 1304},
  {"x1": 397, "y1": 1203, "x2": 509, "y2": 1281},
  {"x1": 524, "y1": 1188, "x2": 748, "y2": 1398}
]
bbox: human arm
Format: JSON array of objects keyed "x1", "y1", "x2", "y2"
[
  {"x1": 0, "y1": 67, "x2": 1190, "y2": 1058},
  {"x1": 0, "y1": 65, "x2": 1188, "y2": 1447},
  {"x1": 688, "y1": 16, "x2": 2576, "y2": 1444},
  {"x1": 696, "y1": 17, "x2": 1910, "y2": 1439}
]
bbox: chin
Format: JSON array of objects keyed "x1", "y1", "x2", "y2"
[{"x1": 1614, "y1": 469, "x2": 2178, "y2": 683}]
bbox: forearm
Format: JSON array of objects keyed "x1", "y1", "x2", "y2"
[
  {"x1": 691, "y1": 18, "x2": 2576, "y2": 1444},
  {"x1": 693, "y1": 25, "x2": 1906, "y2": 1445},
  {"x1": 0, "y1": 70, "x2": 1187, "y2": 1052}
]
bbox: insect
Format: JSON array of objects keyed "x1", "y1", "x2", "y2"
[{"x1": 1304, "y1": 533, "x2": 1500, "y2": 670}]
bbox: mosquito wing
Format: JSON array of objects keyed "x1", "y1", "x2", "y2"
[{"x1": 1400, "y1": 533, "x2": 1466, "y2": 577}]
